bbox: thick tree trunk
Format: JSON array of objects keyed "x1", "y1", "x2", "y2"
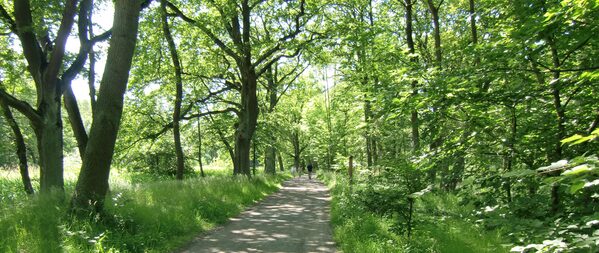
[
  {"x1": 71, "y1": 0, "x2": 142, "y2": 213},
  {"x1": 1, "y1": 101, "x2": 35, "y2": 194},
  {"x1": 160, "y1": 0, "x2": 185, "y2": 180},
  {"x1": 37, "y1": 91, "x2": 64, "y2": 193},
  {"x1": 265, "y1": 146, "x2": 277, "y2": 174},
  {"x1": 235, "y1": 61, "x2": 259, "y2": 177}
]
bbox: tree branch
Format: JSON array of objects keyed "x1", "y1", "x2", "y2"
[
  {"x1": 0, "y1": 86, "x2": 41, "y2": 125},
  {"x1": 166, "y1": 1, "x2": 240, "y2": 61},
  {"x1": 13, "y1": 0, "x2": 45, "y2": 86},
  {"x1": 182, "y1": 107, "x2": 239, "y2": 120},
  {"x1": 42, "y1": 0, "x2": 79, "y2": 84}
]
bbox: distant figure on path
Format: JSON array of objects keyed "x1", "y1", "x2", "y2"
[{"x1": 307, "y1": 163, "x2": 313, "y2": 180}]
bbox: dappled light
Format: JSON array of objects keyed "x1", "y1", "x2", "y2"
[
  {"x1": 1, "y1": 0, "x2": 598, "y2": 252},
  {"x1": 179, "y1": 176, "x2": 336, "y2": 253}
]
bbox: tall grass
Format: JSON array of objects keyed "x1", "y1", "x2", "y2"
[
  {"x1": 320, "y1": 172, "x2": 508, "y2": 253},
  {"x1": 0, "y1": 171, "x2": 289, "y2": 252}
]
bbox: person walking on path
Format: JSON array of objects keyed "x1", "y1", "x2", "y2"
[{"x1": 307, "y1": 163, "x2": 313, "y2": 180}]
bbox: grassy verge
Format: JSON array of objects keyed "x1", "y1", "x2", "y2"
[
  {"x1": 0, "y1": 171, "x2": 290, "y2": 252},
  {"x1": 319, "y1": 172, "x2": 507, "y2": 253}
]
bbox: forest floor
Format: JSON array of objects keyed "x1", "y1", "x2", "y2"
[{"x1": 176, "y1": 175, "x2": 337, "y2": 253}]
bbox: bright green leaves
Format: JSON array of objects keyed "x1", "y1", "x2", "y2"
[
  {"x1": 563, "y1": 164, "x2": 593, "y2": 176},
  {"x1": 561, "y1": 129, "x2": 599, "y2": 146}
]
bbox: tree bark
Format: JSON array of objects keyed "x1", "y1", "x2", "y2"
[
  {"x1": 234, "y1": 59, "x2": 259, "y2": 177},
  {"x1": 71, "y1": 0, "x2": 142, "y2": 213},
  {"x1": 160, "y1": 0, "x2": 185, "y2": 180},
  {"x1": 1, "y1": 100, "x2": 34, "y2": 194}
]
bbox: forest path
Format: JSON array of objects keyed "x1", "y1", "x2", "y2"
[{"x1": 177, "y1": 175, "x2": 337, "y2": 253}]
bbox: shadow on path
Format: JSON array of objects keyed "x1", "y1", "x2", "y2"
[{"x1": 177, "y1": 175, "x2": 337, "y2": 253}]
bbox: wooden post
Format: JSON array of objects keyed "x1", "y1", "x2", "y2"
[{"x1": 348, "y1": 155, "x2": 354, "y2": 184}]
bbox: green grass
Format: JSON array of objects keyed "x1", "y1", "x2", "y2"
[
  {"x1": 319, "y1": 172, "x2": 508, "y2": 253},
  {"x1": 321, "y1": 172, "x2": 407, "y2": 253},
  {"x1": 0, "y1": 168, "x2": 290, "y2": 252}
]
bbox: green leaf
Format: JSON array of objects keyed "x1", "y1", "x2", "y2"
[
  {"x1": 562, "y1": 164, "x2": 593, "y2": 176},
  {"x1": 561, "y1": 134, "x2": 583, "y2": 144},
  {"x1": 572, "y1": 135, "x2": 596, "y2": 145},
  {"x1": 503, "y1": 169, "x2": 536, "y2": 178},
  {"x1": 570, "y1": 180, "x2": 585, "y2": 194}
]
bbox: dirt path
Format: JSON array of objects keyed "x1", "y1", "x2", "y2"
[{"x1": 177, "y1": 175, "x2": 337, "y2": 253}]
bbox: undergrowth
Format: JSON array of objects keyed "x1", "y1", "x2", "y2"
[
  {"x1": 320, "y1": 171, "x2": 508, "y2": 253},
  {"x1": 0, "y1": 172, "x2": 289, "y2": 252}
]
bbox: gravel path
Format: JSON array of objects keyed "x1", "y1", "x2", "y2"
[{"x1": 177, "y1": 175, "x2": 337, "y2": 253}]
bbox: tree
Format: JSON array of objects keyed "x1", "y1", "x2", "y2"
[
  {"x1": 0, "y1": 0, "x2": 79, "y2": 192},
  {"x1": 160, "y1": 0, "x2": 185, "y2": 180},
  {"x1": 0, "y1": 97, "x2": 34, "y2": 194},
  {"x1": 166, "y1": 0, "x2": 313, "y2": 176},
  {"x1": 71, "y1": 0, "x2": 144, "y2": 212}
]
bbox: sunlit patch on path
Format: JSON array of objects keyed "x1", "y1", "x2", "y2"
[{"x1": 177, "y1": 175, "x2": 337, "y2": 253}]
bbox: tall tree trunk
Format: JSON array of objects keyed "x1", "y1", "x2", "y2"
[
  {"x1": 292, "y1": 132, "x2": 301, "y2": 170},
  {"x1": 278, "y1": 151, "x2": 285, "y2": 171},
  {"x1": 469, "y1": 0, "x2": 480, "y2": 65},
  {"x1": 548, "y1": 37, "x2": 565, "y2": 160},
  {"x1": 547, "y1": 36, "x2": 564, "y2": 214},
  {"x1": 88, "y1": 1, "x2": 97, "y2": 112},
  {"x1": 71, "y1": 0, "x2": 142, "y2": 212},
  {"x1": 402, "y1": 0, "x2": 420, "y2": 152},
  {"x1": 264, "y1": 67, "x2": 277, "y2": 174},
  {"x1": 37, "y1": 89, "x2": 64, "y2": 193},
  {"x1": 235, "y1": 60, "x2": 259, "y2": 177},
  {"x1": 1, "y1": 100, "x2": 35, "y2": 194},
  {"x1": 426, "y1": 0, "x2": 442, "y2": 66},
  {"x1": 160, "y1": 0, "x2": 185, "y2": 180},
  {"x1": 425, "y1": 0, "x2": 444, "y2": 185},
  {"x1": 197, "y1": 114, "x2": 205, "y2": 177}
]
